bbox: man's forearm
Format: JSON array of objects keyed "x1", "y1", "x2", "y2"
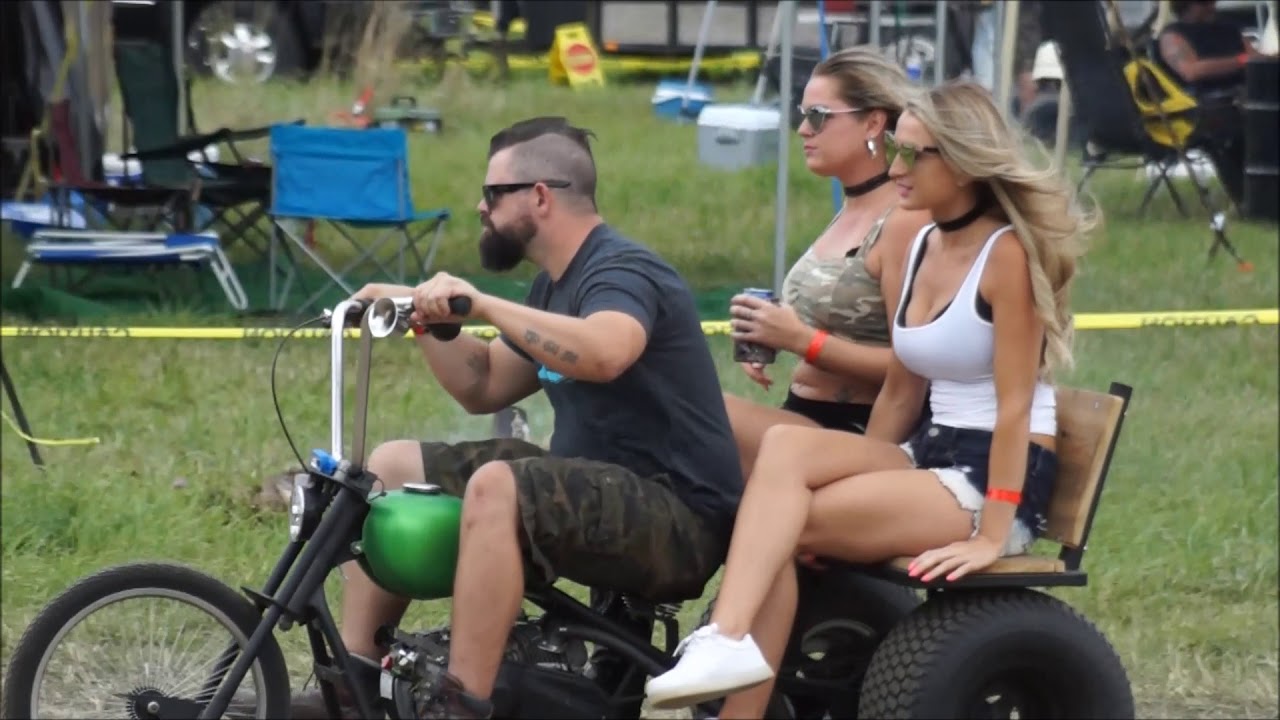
[
  {"x1": 1179, "y1": 54, "x2": 1246, "y2": 82},
  {"x1": 478, "y1": 296, "x2": 615, "y2": 382},
  {"x1": 415, "y1": 331, "x2": 493, "y2": 409}
]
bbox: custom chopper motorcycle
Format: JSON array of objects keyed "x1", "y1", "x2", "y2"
[{"x1": 2, "y1": 296, "x2": 1134, "y2": 719}]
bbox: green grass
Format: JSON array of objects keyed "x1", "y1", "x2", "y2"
[{"x1": 1, "y1": 72, "x2": 1278, "y2": 718}]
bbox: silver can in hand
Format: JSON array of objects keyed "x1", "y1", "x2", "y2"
[{"x1": 733, "y1": 287, "x2": 779, "y2": 365}]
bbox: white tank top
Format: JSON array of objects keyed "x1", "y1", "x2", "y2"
[{"x1": 892, "y1": 224, "x2": 1057, "y2": 436}]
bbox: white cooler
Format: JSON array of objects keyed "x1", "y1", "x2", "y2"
[{"x1": 696, "y1": 104, "x2": 781, "y2": 171}]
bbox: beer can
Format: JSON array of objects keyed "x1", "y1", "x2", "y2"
[{"x1": 733, "y1": 287, "x2": 779, "y2": 365}]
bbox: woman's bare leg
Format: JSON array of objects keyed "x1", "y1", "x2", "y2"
[
  {"x1": 647, "y1": 461, "x2": 977, "y2": 714},
  {"x1": 716, "y1": 563, "x2": 798, "y2": 720},
  {"x1": 796, "y1": 469, "x2": 974, "y2": 562},
  {"x1": 710, "y1": 425, "x2": 913, "y2": 639},
  {"x1": 722, "y1": 392, "x2": 819, "y2": 481}
]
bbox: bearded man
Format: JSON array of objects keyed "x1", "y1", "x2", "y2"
[{"x1": 290, "y1": 116, "x2": 742, "y2": 719}]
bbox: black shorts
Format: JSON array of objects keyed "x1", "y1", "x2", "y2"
[
  {"x1": 781, "y1": 391, "x2": 873, "y2": 434},
  {"x1": 418, "y1": 439, "x2": 727, "y2": 603}
]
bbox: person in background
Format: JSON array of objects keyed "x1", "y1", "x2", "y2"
[
  {"x1": 950, "y1": 0, "x2": 1044, "y2": 115},
  {"x1": 1158, "y1": 0, "x2": 1264, "y2": 97},
  {"x1": 722, "y1": 46, "x2": 932, "y2": 485},
  {"x1": 1157, "y1": 0, "x2": 1276, "y2": 205}
]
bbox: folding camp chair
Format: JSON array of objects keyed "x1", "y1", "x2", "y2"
[
  {"x1": 110, "y1": 37, "x2": 285, "y2": 253},
  {"x1": 9, "y1": 229, "x2": 249, "y2": 311},
  {"x1": 267, "y1": 124, "x2": 451, "y2": 314},
  {"x1": 35, "y1": 98, "x2": 199, "y2": 233},
  {"x1": 1043, "y1": 1, "x2": 1250, "y2": 269}
]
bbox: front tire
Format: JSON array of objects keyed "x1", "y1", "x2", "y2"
[
  {"x1": 2, "y1": 561, "x2": 291, "y2": 720},
  {"x1": 858, "y1": 589, "x2": 1135, "y2": 719}
]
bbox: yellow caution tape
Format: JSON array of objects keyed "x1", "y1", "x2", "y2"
[
  {"x1": 0, "y1": 309, "x2": 1274, "y2": 341},
  {"x1": 1, "y1": 410, "x2": 101, "y2": 446}
]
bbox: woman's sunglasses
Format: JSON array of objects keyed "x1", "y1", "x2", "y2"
[
  {"x1": 796, "y1": 105, "x2": 869, "y2": 133},
  {"x1": 883, "y1": 132, "x2": 941, "y2": 171}
]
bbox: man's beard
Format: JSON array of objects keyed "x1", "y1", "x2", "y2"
[{"x1": 479, "y1": 215, "x2": 537, "y2": 272}]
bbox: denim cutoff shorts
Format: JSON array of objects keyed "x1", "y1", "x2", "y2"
[{"x1": 900, "y1": 421, "x2": 1057, "y2": 556}]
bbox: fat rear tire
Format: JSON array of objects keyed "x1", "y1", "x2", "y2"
[
  {"x1": 2, "y1": 561, "x2": 291, "y2": 720},
  {"x1": 858, "y1": 589, "x2": 1134, "y2": 719}
]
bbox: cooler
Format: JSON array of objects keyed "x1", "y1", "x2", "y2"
[
  {"x1": 652, "y1": 78, "x2": 713, "y2": 120},
  {"x1": 696, "y1": 104, "x2": 781, "y2": 171}
]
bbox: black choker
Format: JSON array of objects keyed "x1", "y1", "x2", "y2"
[
  {"x1": 936, "y1": 199, "x2": 990, "y2": 232},
  {"x1": 844, "y1": 172, "x2": 890, "y2": 198}
]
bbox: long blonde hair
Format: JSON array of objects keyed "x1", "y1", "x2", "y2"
[{"x1": 903, "y1": 81, "x2": 1101, "y2": 374}]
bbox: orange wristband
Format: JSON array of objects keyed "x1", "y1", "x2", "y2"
[
  {"x1": 986, "y1": 488, "x2": 1022, "y2": 505},
  {"x1": 804, "y1": 330, "x2": 829, "y2": 364}
]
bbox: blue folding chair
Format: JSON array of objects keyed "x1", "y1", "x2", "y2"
[
  {"x1": 267, "y1": 124, "x2": 451, "y2": 313},
  {"x1": 9, "y1": 229, "x2": 249, "y2": 311}
]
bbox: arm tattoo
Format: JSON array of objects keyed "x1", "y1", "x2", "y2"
[
  {"x1": 464, "y1": 349, "x2": 488, "y2": 376},
  {"x1": 521, "y1": 328, "x2": 578, "y2": 364}
]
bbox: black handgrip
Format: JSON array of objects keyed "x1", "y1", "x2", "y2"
[
  {"x1": 426, "y1": 296, "x2": 472, "y2": 342},
  {"x1": 344, "y1": 300, "x2": 370, "y2": 324}
]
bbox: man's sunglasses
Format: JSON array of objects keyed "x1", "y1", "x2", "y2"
[
  {"x1": 482, "y1": 180, "x2": 571, "y2": 207},
  {"x1": 797, "y1": 105, "x2": 869, "y2": 133},
  {"x1": 883, "y1": 132, "x2": 941, "y2": 170}
]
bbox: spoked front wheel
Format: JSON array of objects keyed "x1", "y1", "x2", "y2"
[{"x1": 2, "y1": 562, "x2": 291, "y2": 720}]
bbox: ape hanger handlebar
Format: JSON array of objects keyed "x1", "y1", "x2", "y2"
[{"x1": 318, "y1": 296, "x2": 472, "y2": 472}]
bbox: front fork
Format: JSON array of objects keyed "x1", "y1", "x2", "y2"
[{"x1": 198, "y1": 478, "x2": 375, "y2": 719}]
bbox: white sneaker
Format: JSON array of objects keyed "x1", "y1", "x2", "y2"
[{"x1": 644, "y1": 623, "x2": 775, "y2": 710}]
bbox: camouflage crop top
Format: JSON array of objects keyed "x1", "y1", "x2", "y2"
[{"x1": 781, "y1": 207, "x2": 893, "y2": 348}]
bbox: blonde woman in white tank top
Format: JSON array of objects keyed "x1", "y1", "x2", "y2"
[{"x1": 646, "y1": 81, "x2": 1099, "y2": 715}]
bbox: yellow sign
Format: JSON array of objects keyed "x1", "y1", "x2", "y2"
[
  {"x1": 548, "y1": 22, "x2": 605, "y2": 88},
  {"x1": 1, "y1": 309, "x2": 1275, "y2": 341}
]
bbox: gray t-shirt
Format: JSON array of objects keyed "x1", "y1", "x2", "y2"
[{"x1": 500, "y1": 223, "x2": 742, "y2": 532}]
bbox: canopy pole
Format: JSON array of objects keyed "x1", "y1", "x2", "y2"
[
  {"x1": 173, "y1": 1, "x2": 186, "y2": 136},
  {"x1": 773, "y1": 1, "x2": 797, "y2": 295},
  {"x1": 995, "y1": 0, "x2": 1020, "y2": 119}
]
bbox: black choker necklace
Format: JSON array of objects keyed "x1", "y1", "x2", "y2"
[
  {"x1": 936, "y1": 199, "x2": 990, "y2": 232},
  {"x1": 843, "y1": 171, "x2": 890, "y2": 198}
]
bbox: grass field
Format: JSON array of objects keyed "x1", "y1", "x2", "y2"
[{"x1": 1, "y1": 71, "x2": 1278, "y2": 718}]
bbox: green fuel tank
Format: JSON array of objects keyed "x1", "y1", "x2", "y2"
[{"x1": 356, "y1": 483, "x2": 462, "y2": 601}]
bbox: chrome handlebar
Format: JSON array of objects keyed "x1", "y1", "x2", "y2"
[{"x1": 319, "y1": 295, "x2": 472, "y2": 471}]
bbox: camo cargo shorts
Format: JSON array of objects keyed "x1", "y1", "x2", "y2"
[{"x1": 419, "y1": 439, "x2": 728, "y2": 603}]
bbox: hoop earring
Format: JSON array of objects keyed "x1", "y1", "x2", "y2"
[{"x1": 866, "y1": 139, "x2": 876, "y2": 158}]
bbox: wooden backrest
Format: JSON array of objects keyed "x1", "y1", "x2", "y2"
[{"x1": 1042, "y1": 386, "x2": 1128, "y2": 549}]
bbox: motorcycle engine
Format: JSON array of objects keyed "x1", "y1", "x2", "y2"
[{"x1": 382, "y1": 614, "x2": 613, "y2": 719}]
